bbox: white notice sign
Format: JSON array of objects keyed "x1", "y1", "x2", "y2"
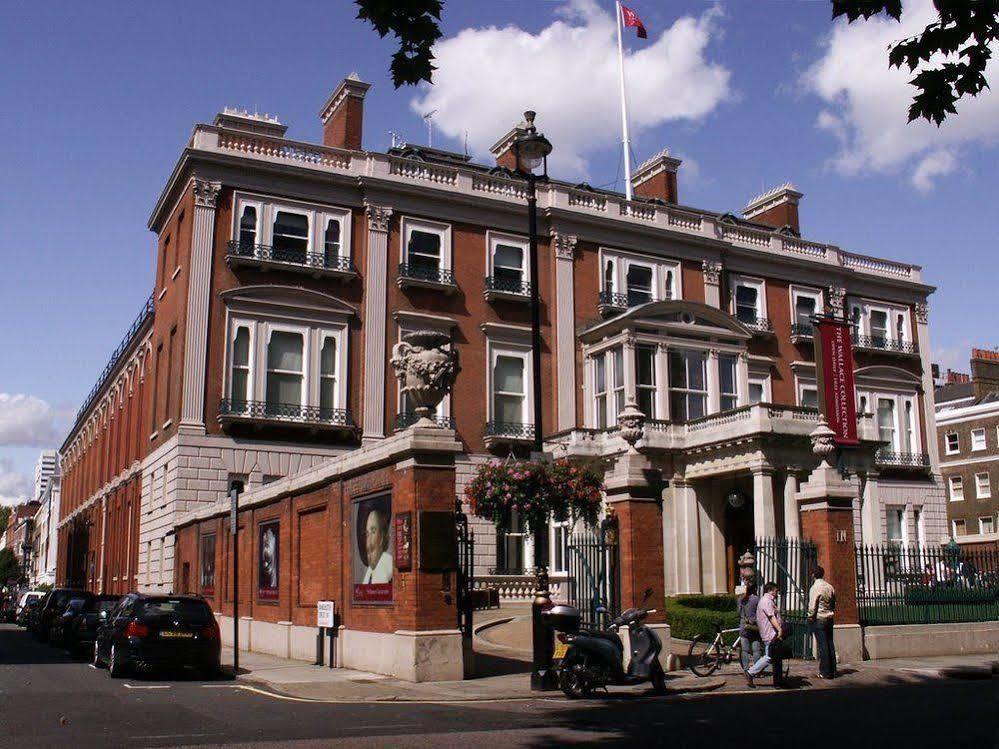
[{"x1": 317, "y1": 600, "x2": 336, "y2": 628}]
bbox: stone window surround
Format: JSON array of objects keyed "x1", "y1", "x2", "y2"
[
  {"x1": 599, "y1": 247, "x2": 681, "y2": 301},
  {"x1": 728, "y1": 273, "x2": 767, "y2": 321},
  {"x1": 953, "y1": 518, "x2": 967, "y2": 537},
  {"x1": 232, "y1": 190, "x2": 352, "y2": 258},
  {"x1": 945, "y1": 432, "x2": 960, "y2": 455},
  {"x1": 858, "y1": 389, "x2": 920, "y2": 454},
  {"x1": 582, "y1": 330, "x2": 747, "y2": 427},
  {"x1": 848, "y1": 296, "x2": 912, "y2": 343},
  {"x1": 949, "y1": 475, "x2": 964, "y2": 501},
  {"x1": 789, "y1": 284, "x2": 824, "y2": 325},
  {"x1": 979, "y1": 516, "x2": 995, "y2": 535},
  {"x1": 975, "y1": 472, "x2": 991, "y2": 499},
  {"x1": 400, "y1": 215, "x2": 452, "y2": 270},
  {"x1": 485, "y1": 230, "x2": 530, "y2": 283},
  {"x1": 486, "y1": 338, "x2": 533, "y2": 427},
  {"x1": 971, "y1": 427, "x2": 987, "y2": 452}
]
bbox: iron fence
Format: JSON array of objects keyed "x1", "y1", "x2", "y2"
[
  {"x1": 754, "y1": 537, "x2": 818, "y2": 659},
  {"x1": 856, "y1": 543, "x2": 999, "y2": 625},
  {"x1": 566, "y1": 520, "x2": 619, "y2": 631}
]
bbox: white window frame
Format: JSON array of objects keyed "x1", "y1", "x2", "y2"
[
  {"x1": 949, "y1": 475, "x2": 964, "y2": 501},
  {"x1": 952, "y1": 519, "x2": 967, "y2": 537},
  {"x1": 886, "y1": 506, "x2": 906, "y2": 546},
  {"x1": 401, "y1": 216, "x2": 452, "y2": 270},
  {"x1": 979, "y1": 516, "x2": 995, "y2": 535},
  {"x1": 796, "y1": 375, "x2": 819, "y2": 409},
  {"x1": 790, "y1": 286, "x2": 823, "y2": 328},
  {"x1": 592, "y1": 354, "x2": 609, "y2": 429},
  {"x1": 667, "y1": 348, "x2": 709, "y2": 422},
  {"x1": 976, "y1": 472, "x2": 991, "y2": 499},
  {"x1": 875, "y1": 396, "x2": 900, "y2": 452},
  {"x1": 549, "y1": 519, "x2": 571, "y2": 575},
  {"x1": 858, "y1": 390, "x2": 920, "y2": 453},
  {"x1": 317, "y1": 332, "x2": 339, "y2": 412},
  {"x1": 635, "y1": 344, "x2": 658, "y2": 420},
  {"x1": 748, "y1": 366, "x2": 771, "y2": 405},
  {"x1": 318, "y1": 209, "x2": 351, "y2": 259},
  {"x1": 486, "y1": 231, "x2": 529, "y2": 284},
  {"x1": 228, "y1": 320, "x2": 256, "y2": 403},
  {"x1": 231, "y1": 192, "x2": 352, "y2": 259},
  {"x1": 971, "y1": 428, "x2": 987, "y2": 452},
  {"x1": 487, "y1": 343, "x2": 532, "y2": 426},
  {"x1": 598, "y1": 248, "x2": 681, "y2": 301},
  {"x1": 847, "y1": 297, "x2": 911, "y2": 343},
  {"x1": 270, "y1": 206, "x2": 312, "y2": 254},
  {"x1": 945, "y1": 432, "x2": 960, "y2": 455},
  {"x1": 235, "y1": 198, "x2": 262, "y2": 247},
  {"x1": 718, "y1": 353, "x2": 739, "y2": 412},
  {"x1": 729, "y1": 275, "x2": 766, "y2": 324},
  {"x1": 264, "y1": 323, "x2": 310, "y2": 410}
]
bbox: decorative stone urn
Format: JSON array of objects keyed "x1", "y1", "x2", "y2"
[
  {"x1": 617, "y1": 398, "x2": 646, "y2": 454},
  {"x1": 390, "y1": 330, "x2": 460, "y2": 427},
  {"x1": 810, "y1": 418, "x2": 837, "y2": 465}
]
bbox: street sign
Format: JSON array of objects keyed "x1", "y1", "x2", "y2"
[{"x1": 317, "y1": 600, "x2": 336, "y2": 628}]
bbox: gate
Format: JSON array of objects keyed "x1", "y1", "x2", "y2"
[
  {"x1": 753, "y1": 537, "x2": 817, "y2": 659},
  {"x1": 567, "y1": 518, "x2": 620, "y2": 631},
  {"x1": 455, "y1": 508, "x2": 475, "y2": 640}
]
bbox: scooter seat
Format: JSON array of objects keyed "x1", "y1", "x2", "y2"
[{"x1": 582, "y1": 630, "x2": 624, "y2": 653}]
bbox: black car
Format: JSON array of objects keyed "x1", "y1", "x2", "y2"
[
  {"x1": 64, "y1": 594, "x2": 120, "y2": 656},
  {"x1": 94, "y1": 594, "x2": 221, "y2": 678},
  {"x1": 26, "y1": 591, "x2": 51, "y2": 632},
  {"x1": 49, "y1": 594, "x2": 94, "y2": 648},
  {"x1": 33, "y1": 588, "x2": 87, "y2": 642}
]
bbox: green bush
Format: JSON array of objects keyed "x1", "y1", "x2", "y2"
[{"x1": 664, "y1": 594, "x2": 740, "y2": 641}]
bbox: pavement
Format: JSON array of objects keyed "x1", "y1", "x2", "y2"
[{"x1": 3, "y1": 622, "x2": 999, "y2": 748}]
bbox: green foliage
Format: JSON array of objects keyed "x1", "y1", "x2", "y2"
[
  {"x1": 664, "y1": 594, "x2": 740, "y2": 641},
  {"x1": 0, "y1": 505, "x2": 11, "y2": 532},
  {"x1": 355, "y1": 0, "x2": 443, "y2": 87},
  {"x1": 832, "y1": 0, "x2": 999, "y2": 124},
  {"x1": 0, "y1": 548, "x2": 24, "y2": 588},
  {"x1": 36, "y1": 582, "x2": 53, "y2": 593}
]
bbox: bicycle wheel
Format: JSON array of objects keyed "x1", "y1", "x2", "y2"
[{"x1": 687, "y1": 635, "x2": 723, "y2": 677}]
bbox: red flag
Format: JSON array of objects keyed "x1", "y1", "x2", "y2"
[{"x1": 621, "y1": 4, "x2": 648, "y2": 39}]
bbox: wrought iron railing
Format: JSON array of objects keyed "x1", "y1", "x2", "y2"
[
  {"x1": 394, "y1": 412, "x2": 456, "y2": 430},
  {"x1": 72, "y1": 293, "x2": 155, "y2": 428},
  {"x1": 790, "y1": 322, "x2": 814, "y2": 338},
  {"x1": 397, "y1": 262, "x2": 456, "y2": 287},
  {"x1": 852, "y1": 334, "x2": 919, "y2": 355},
  {"x1": 567, "y1": 520, "x2": 619, "y2": 631},
  {"x1": 875, "y1": 449, "x2": 931, "y2": 469},
  {"x1": 484, "y1": 276, "x2": 532, "y2": 297},
  {"x1": 738, "y1": 315, "x2": 774, "y2": 333},
  {"x1": 598, "y1": 289, "x2": 670, "y2": 311},
  {"x1": 219, "y1": 399, "x2": 354, "y2": 428},
  {"x1": 484, "y1": 421, "x2": 535, "y2": 440},
  {"x1": 227, "y1": 240, "x2": 355, "y2": 273},
  {"x1": 754, "y1": 536, "x2": 818, "y2": 659},
  {"x1": 856, "y1": 543, "x2": 999, "y2": 625}
]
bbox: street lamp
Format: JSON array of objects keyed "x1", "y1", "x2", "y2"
[{"x1": 511, "y1": 111, "x2": 553, "y2": 457}]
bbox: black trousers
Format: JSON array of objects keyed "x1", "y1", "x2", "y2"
[{"x1": 811, "y1": 618, "x2": 837, "y2": 678}]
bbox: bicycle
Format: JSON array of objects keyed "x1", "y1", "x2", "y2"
[{"x1": 686, "y1": 624, "x2": 743, "y2": 676}]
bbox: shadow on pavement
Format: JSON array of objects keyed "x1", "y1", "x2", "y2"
[{"x1": 0, "y1": 625, "x2": 79, "y2": 666}]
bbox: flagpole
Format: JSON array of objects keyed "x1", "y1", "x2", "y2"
[{"x1": 615, "y1": 0, "x2": 633, "y2": 201}]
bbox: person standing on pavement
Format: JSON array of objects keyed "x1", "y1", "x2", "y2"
[
  {"x1": 746, "y1": 582, "x2": 784, "y2": 688},
  {"x1": 808, "y1": 566, "x2": 837, "y2": 679},
  {"x1": 737, "y1": 582, "x2": 762, "y2": 672}
]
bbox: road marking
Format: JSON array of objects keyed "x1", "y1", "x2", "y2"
[
  {"x1": 123, "y1": 683, "x2": 172, "y2": 690},
  {"x1": 131, "y1": 733, "x2": 218, "y2": 740}
]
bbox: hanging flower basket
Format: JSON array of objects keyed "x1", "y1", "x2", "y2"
[{"x1": 464, "y1": 458, "x2": 603, "y2": 533}]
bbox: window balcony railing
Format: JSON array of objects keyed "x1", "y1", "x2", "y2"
[
  {"x1": 790, "y1": 322, "x2": 814, "y2": 339},
  {"x1": 853, "y1": 334, "x2": 919, "y2": 356},
  {"x1": 394, "y1": 412, "x2": 456, "y2": 430},
  {"x1": 597, "y1": 290, "x2": 669, "y2": 316},
  {"x1": 397, "y1": 262, "x2": 458, "y2": 292},
  {"x1": 218, "y1": 399, "x2": 356, "y2": 432},
  {"x1": 875, "y1": 448, "x2": 931, "y2": 469},
  {"x1": 737, "y1": 315, "x2": 774, "y2": 335},
  {"x1": 225, "y1": 240, "x2": 357, "y2": 278},
  {"x1": 484, "y1": 421, "x2": 536, "y2": 443},
  {"x1": 484, "y1": 276, "x2": 532, "y2": 301}
]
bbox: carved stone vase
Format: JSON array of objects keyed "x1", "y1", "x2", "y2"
[{"x1": 390, "y1": 330, "x2": 460, "y2": 427}]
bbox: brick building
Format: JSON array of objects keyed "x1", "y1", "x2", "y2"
[
  {"x1": 936, "y1": 349, "x2": 999, "y2": 544},
  {"x1": 58, "y1": 74, "x2": 944, "y2": 635}
]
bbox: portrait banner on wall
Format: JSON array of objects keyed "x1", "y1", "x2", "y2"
[
  {"x1": 258, "y1": 520, "x2": 280, "y2": 602},
  {"x1": 200, "y1": 533, "x2": 216, "y2": 596},
  {"x1": 353, "y1": 493, "x2": 394, "y2": 603}
]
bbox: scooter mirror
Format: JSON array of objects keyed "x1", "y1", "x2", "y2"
[{"x1": 642, "y1": 588, "x2": 654, "y2": 602}]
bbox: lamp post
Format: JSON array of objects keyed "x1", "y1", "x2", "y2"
[{"x1": 511, "y1": 111, "x2": 553, "y2": 457}]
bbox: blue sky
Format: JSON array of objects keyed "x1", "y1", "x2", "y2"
[{"x1": 1, "y1": 0, "x2": 996, "y2": 500}]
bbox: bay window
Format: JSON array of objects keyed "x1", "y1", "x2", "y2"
[
  {"x1": 594, "y1": 355, "x2": 608, "y2": 428},
  {"x1": 719, "y1": 355, "x2": 738, "y2": 411},
  {"x1": 668, "y1": 349, "x2": 707, "y2": 421},
  {"x1": 877, "y1": 398, "x2": 897, "y2": 451},
  {"x1": 612, "y1": 348, "x2": 626, "y2": 416},
  {"x1": 636, "y1": 345, "x2": 657, "y2": 418}
]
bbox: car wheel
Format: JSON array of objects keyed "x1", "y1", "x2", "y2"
[{"x1": 108, "y1": 643, "x2": 128, "y2": 678}]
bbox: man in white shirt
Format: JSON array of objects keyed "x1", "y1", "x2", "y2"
[
  {"x1": 808, "y1": 565, "x2": 836, "y2": 679},
  {"x1": 362, "y1": 510, "x2": 393, "y2": 584}
]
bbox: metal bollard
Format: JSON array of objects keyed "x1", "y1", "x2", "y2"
[{"x1": 530, "y1": 566, "x2": 557, "y2": 691}]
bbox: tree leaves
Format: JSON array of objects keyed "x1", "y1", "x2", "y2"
[
  {"x1": 355, "y1": 0, "x2": 443, "y2": 88},
  {"x1": 834, "y1": 0, "x2": 998, "y2": 125}
]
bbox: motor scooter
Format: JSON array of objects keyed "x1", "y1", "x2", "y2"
[{"x1": 547, "y1": 589, "x2": 667, "y2": 698}]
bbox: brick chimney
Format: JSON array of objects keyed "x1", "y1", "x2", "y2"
[
  {"x1": 631, "y1": 149, "x2": 682, "y2": 204},
  {"x1": 971, "y1": 348, "x2": 999, "y2": 400},
  {"x1": 945, "y1": 369, "x2": 971, "y2": 384},
  {"x1": 743, "y1": 183, "x2": 803, "y2": 235},
  {"x1": 489, "y1": 119, "x2": 528, "y2": 171},
  {"x1": 319, "y1": 73, "x2": 370, "y2": 151}
]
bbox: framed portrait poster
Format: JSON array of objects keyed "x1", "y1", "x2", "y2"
[
  {"x1": 352, "y1": 493, "x2": 393, "y2": 603},
  {"x1": 200, "y1": 533, "x2": 216, "y2": 596},
  {"x1": 258, "y1": 520, "x2": 280, "y2": 602}
]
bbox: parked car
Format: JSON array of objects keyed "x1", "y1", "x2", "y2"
[
  {"x1": 25, "y1": 591, "x2": 50, "y2": 631},
  {"x1": 64, "y1": 594, "x2": 121, "y2": 656},
  {"x1": 12, "y1": 590, "x2": 44, "y2": 623},
  {"x1": 32, "y1": 588, "x2": 86, "y2": 642},
  {"x1": 48, "y1": 594, "x2": 93, "y2": 647},
  {"x1": 94, "y1": 594, "x2": 221, "y2": 678}
]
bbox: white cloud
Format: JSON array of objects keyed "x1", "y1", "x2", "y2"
[
  {"x1": 412, "y1": 0, "x2": 731, "y2": 178},
  {"x1": 805, "y1": 0, "x2": 999, "y2": 191},
  {"x1": 0, "y1": 394, "x2": 64, "y2": 447},
  {"x1": 0, "y1": 458, "x2": 30, "y2": 506}
]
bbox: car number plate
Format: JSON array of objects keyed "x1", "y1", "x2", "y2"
[
  {"x1": 160, "y1": 630, "x2": 195, "y2": 639},
  {"x1": 553, "y1": 641, "x2": 568, "y2": 660}
]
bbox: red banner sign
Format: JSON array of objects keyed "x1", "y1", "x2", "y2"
[
  {"x1": 815, "y1": 317, "x2": 859, "y2": 446},
  {"x1": 353, "y1": 583, "x2": 392, "y2": 603}
]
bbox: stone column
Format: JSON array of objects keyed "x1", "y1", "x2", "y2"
[
  {"x1": 860, "y1": 472, "x2": 883, "y2": 545},
  {"x1": 669, "y1": 479, "x2": 701, "y2": 594},
  {"x1": 552, "y1": 232, "x2": 578, "y2": 431},
  {"x1": 702, "y1": 260, "x2": 722, "y2": 309},
  {"x1": 179, "y1": 178, "x2": 221, "y2": 434},
  {"x1": 656, "y1": 342, "x2": 670, "y2": 421},
  {"x1": 783, "y1": 472, "x2": 800, "y2": 539},
  {"x1": 706, "y1": 349, "x2": 721, "y2": 413},
  {"x1": 362, "y1": 204, "x2": 392, "y2": 443},
  {"x1": 737, "y1": 352, "x2": 751, "y2": 407},
  {"x1": 752, "y1": 466, "x2": 777, "y2": 539},
  {"x1": 914, "y1": 302, "x2": 940, "y2": 470},
  {"x1": 796, "y1": 421, "x2": 862, "y2": 662},
  {"x1": 697, "y1": 482, "x2": 727, "y2": 593}
]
